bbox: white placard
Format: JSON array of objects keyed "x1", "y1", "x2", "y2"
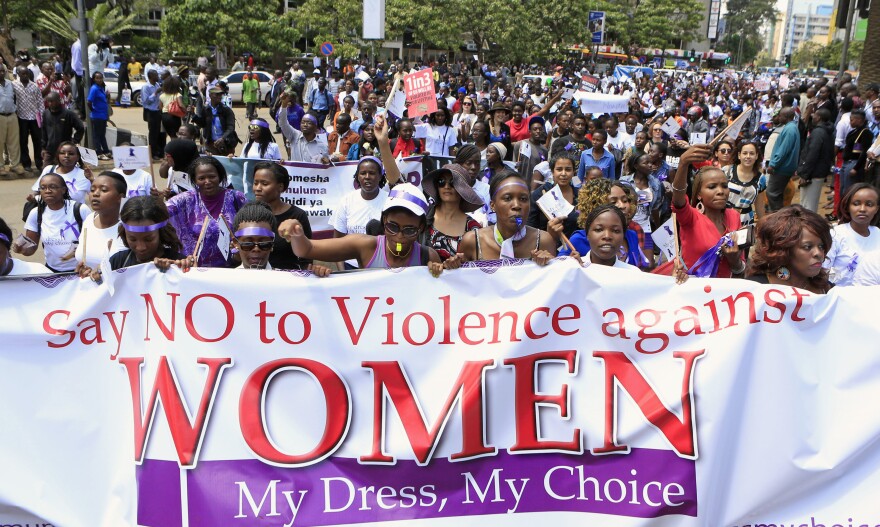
[
  {"x1": 356, "y1": 70, "x2": 370, "y2": 83},
  {"x1": 690, "y1": 132, "x2": 707, "y2": 145},
  {"x1": 112, "y1": 146, "x2": 151, "y2": 170},
  {"x1": 535, "y1": 184, "x2": 575, "y2": 220},
  {"x1": 520, "y1": 141, "x2": 532, "y2": 159},
  {"x1": 216, "y1": 216, "x2": 231, "y2": 260},
  {"x1": 78, "y1": 146, "x2": 98, "y2": 166},
  {"x1": 651, "y1": 216, "x2": 676, "y2": 262},
  {"x1": 661, "y1": 117, "x2": 681, "y2": 137},
  {"x1": 561, "y1": 88, "x2": 575, "y2": 100},
  {"x1": 387, "y1": 89, "x2": 407, "y2": 118},
  {"x1": 120, "y1": 89, "x2": 131, "y2": 106},
  {"x1": 167, "y1": 169, "x2": 194, "y2": 193}
]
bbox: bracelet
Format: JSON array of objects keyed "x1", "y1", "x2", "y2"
[
  {"x1": 730, "y1": 259, "x2": 746, "y2": 275},
  {"x1": 671, "y1": 183, "x2": 688, "y2": 192}
]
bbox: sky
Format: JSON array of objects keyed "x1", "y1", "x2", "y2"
[{"x1": 776, "y1": 0, "x2": 824, "y2": 15}]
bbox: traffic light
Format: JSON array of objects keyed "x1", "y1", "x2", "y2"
[
  {"x1": 784, "y1": 54, "x2": 791, "y2": 68},
  {"x1": 725, "y1": 56, "x2": 731, "y2": 64},
  {"x1": 689, "y1": 49, "x2": 696, "y2": 62}
]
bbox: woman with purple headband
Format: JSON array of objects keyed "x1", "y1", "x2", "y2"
[
  {"x1": 280, "y1": 183, "x2": 441, "y2": 271},
  {"x1": 239, "y1": 118, "x2": 281, "y2": 160}
]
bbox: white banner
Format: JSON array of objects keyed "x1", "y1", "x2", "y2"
[
  {"x1": 218, "y1": 157, "x2": 424, "y2": 236},
  {"x1": 1, "y1": 262, "x2": 879, "y2": 527},
  {"x1": 575, "y1": 92, "x2": 630, "y2": 115}
]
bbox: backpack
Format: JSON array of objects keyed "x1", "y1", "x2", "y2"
[{"x1": 36, "y1": 200, "x2": 84, "y2": 237}]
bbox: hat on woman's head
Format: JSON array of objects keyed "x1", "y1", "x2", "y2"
[
  {"x1": 488, "y1": 102, "x2": 510, "y2": 114},
  {"x1": 488, "y1": 142, "x2": 507, "y2": 160},
  {"x1": 423, "y1": 164, "x2": 484, "y2": 213},
  {"x1": 383, "y1": 183, "x2": 429, "y2": 217}
]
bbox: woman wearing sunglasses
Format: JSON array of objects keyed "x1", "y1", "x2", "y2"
[
  {"x1": 240, "y1": 118, "x2": 281, "y2": 160},
  {"x1": 232, "y1": 202, "x2": 280, "y2": 270},
  {"x1": 280, "y1": 183, "x2": 440, "y2": 270}
]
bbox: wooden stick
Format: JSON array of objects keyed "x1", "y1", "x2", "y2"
[
  {"x1": 709, "y1": 108, "x2": 751, "y2": 147},
  {"x1": 538, "y1": 204, "x2": 584, "y2": 266},
  {"x1": 191, "y1": 219, "x2": 210, "y2": 267},
  {"x1": 671, "y1": 211, "x2": 681, "y2": 266},
  {"x1": 81, "y1": 227, "x2": 88, "y2": 265},
  {"x1": 146, "y1": 142, "x2": 157, "y2": 189}
]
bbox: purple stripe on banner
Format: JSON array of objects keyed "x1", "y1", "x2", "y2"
[
  {"x1": 137, "y1": 459, "x2": 182, "y2": 527},
  {"x1": 179, "y1": 449, "x2": 695, "y2": 526}
]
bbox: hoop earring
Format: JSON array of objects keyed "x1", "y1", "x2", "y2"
[
  {"x1": 775, "y1": 267, "x2": 791, "y2": 281},
  {"x1": 696, "y1": 200, "x2": 705, "y2": 214}
]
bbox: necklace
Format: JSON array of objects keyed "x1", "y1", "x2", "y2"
[{"x1": 386, "y1": 239, "x2": 412, "y2": 260}]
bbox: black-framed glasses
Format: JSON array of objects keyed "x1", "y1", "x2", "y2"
[
  {"x1": 384, "y1": 222, "x2": 419, "y2": 238},
  {"x1": 237, "y1": 240, "x2": 274, "y2": 251},
  {"x1": 39, "y1": 185, "x2": 63, "y2": 191}
]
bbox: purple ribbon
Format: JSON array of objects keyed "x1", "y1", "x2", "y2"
[
  {"x1": 687, "y1": 234, "x2": 732, "y2": 278},
  {"x1": 249, "y1": 120, "x2": 270, "y2": 129},
  {"x1": 122, "y1": 220, "x2": 168, "y2": 233},
  {"x1": 846, "y1": 254, "x2": 859, "y2": 274},
  {"x1": 388, "y1": 189, "x2": 428, "y2": 214},
  {"x1": 234, "y1": 227, "x2": 275, "y2": 238},
  {"x1": 60, "y1": 220, "x2": 80, "y2": 240}
]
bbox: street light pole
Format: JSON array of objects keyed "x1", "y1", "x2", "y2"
[
  {"x1": 76, "y1": 0, "x2": 92, "y2": 148},
  {"x1": 838, "y1": 0, "x2": 856, "y2": 78}
]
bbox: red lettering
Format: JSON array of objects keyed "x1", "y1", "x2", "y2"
[
  {"x1": 360, "y1": 360, "x2": 496, "y2": 464},
  {"x1": 505, "y1": 350, "x2": 581, "y2": 453},
  {"x1": 634, "y1": 309, "x2": 668, "y2": 354},
  {"x1": 240, "y1": 358, "x2": 350, "y2": 466},
  {"x1": 402, "y1": 312, "x2": 435, "y2": 346},
  {"x1": 524, "y1": 307, "x2": 550, "y2": 339},
  {"x1": 120, "y1": 356, "x2": 231, "y2": 467},
  {"x1": 673, "y1": 306, "x2": 703, "y2": 336},
  {"x1": 333, "y1": 296, "x2": 379, "y2": 345},
  {"x1": 439, "y1": 295, "x2": 454, "y2": 344},
  {"x1": 721, "y1": 291, "x2": 758, "y2": 328},
  {"x1": 142, "y1": 293, "x2": 180, "y2": 341},
  {"x1": 458, "y1": 312, "x2": 486, "y2": 345},
  {"x1": 552, "y1": 304, "x2": 580, "y2": 336},
  {"x1": 279, "y1": 311, "x2": 311, "y2": 344},
  {"x1": 592, "y1": 350, "x2": 704, "y2": 458},
  {"x1": 601, "y1": 308, "x2": 629, "y2": 339},
  {"x1": 790, "y1": 288, "x2": 809, "y2": 322},
  {"x1": 184, "y1": 294, "x2": 234, "y2": 342},
  {"x1": 488, "y1": 311, "x2": 521, "y2": 344},
  {"x1": 762, "y1": 288, "x2": 787, "y2": 323},
  {"x1": 43, "y1": 310, "x2": 74, "y2": 348}
]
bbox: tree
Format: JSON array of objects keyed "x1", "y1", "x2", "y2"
[
  {"x1": 791, "y1": 41, "x2": 823, "y2": 70},
  {"x1": 818, "y1": 39, "x2": 863, "y2": 70},
  {"x1": 719, "y1": 0, "x2": 777, "y2": 65},
  {"x1": 34, "y1": 2, "x2": 136, "y2": 42},
  {"x1": 161, "y1": 0, "x2": 299, "y2": 61},
  {"x1": 293, "y1": 0, "x2": 364, "y2": 59},
  {"x1": 861, "y1": 0, "x2": 880, "y2": 84},
  {"x1": 595, "y1": 0, "x2": 705, "y2": 58}
]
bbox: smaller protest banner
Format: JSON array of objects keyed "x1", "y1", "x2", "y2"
[
  {"x1": 77, "y1": 146, "x2": 98, "y2": 166},
  {"x1": 536, "y1": 185, "x2": 575, "y2": 220},
  {"x1": 651, "y1": 217, "x2": 676, "y2": 262},
  {"x1": 580, "y1": 74, "x2": 600, "y2": 93},
  {"x1": 661, "y1": 117, "x2": 681, "y2": 137},
  {"x1": 404, "y1": 69, "x2": 438, "y2": 118},
  {"x1": 112, "y1": 146, "x2": 151, "y2": 170}
]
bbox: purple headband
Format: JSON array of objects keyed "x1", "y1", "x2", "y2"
[
  {"x1": 0, "y1": 233, "x2": 9, "y2": 245},
  {"x1": 302, "y1": 114, "x2": 318, "y2": 124},
  {"x1": 249, "y1": 120, "x2": 270, "y2": 129},
  {"x1": 388, "y1": 189, "x2": 428, "y2": 213},
  {"x1": 122, "y1": 220, "x2": 168, "y2": 233},
  {"x1": 492, "y1": 180, "x2": 529, "y2": 199},
  {"x1": 358, "y1": 156, "x2": 385, "y2": 174},
  {"x1": 234, "y1": 227, "x2": 275, "y2": 238}
]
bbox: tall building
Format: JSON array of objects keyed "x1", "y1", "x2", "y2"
[{"x1": 782, "y1": 6, "x2": 833, "y2": 56}]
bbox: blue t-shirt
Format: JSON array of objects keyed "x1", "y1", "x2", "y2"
[{"x1": 87, "y1": 84, "x2": 109, "y2": 120}]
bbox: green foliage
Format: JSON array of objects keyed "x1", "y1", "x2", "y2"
[
  {"x1": 719, "y1": 0, "x2": 777, "y2": 65},
  {"x1": 160, "y1": 0, "x2": 299, "y2": 60},
  {"x1": 130, "y1": 35, "x2": 162, "y2": 55},
  {"x1": 33, "y1": 3, "x2": 136, "y2": 42}
]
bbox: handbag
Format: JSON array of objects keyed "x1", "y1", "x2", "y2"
[{"x1": 168, "y1": 96, "x2": 186, "y2": 118}]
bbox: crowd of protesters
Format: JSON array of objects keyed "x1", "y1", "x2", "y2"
[{"x1": 2, "y1": 44, "x2": 879, "y2": 292}]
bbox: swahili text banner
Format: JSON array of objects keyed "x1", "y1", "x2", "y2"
[
  {"x1": 219, "y1": 157, "x2": 424, "y2": 235},
  {"x1": 1, "y1": 260, "x2": 879, "y2": 527}
]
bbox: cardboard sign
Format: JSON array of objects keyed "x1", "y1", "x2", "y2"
[
  {"x1": 580, "y1": 74, "x2": 600, "y2": 93},
  {"x1": 536, "y1": 185, "x2": 575, "y2": 220},
  {"x1": 661, "y1": 117, "x2": 681, "y2": 137},
  {"x1": 112, "y1": 146, "x2": 151, "y2": 170},
  {"x1": 403, "y1": 69, "x2": 438, "y2": 118},
  {"x1": 690, "y1": 132, "x2": 707, "y2": 145},
  {"x1": 120, "y1": 89, "x2": 131, "y2": 106},
  {"x1": 216, "y1": 216, "x2": 231, "y2": 261},
  {"x1": 651, "y1": 217, "x2": 677, "y2": 262},
  {"x1": 753, "y1": 79, "x2": 771, "y2": 92},
  {"x1": 77, "y1": 147, "x2": 98, "y2": 166}
]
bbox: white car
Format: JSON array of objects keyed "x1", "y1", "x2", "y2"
[
  {"x1": 102, "y1": 69, "x2": 147, "y2": 106},
  {"x1": 218, "y1": 71, "x2": 273, "y2": 104}
]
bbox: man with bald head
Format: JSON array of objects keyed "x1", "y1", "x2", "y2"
[
  {"x1": 41, "y1": 91, "x2": 85, "y2": 165},
  {"x1": 766, "y1": 107, "x2": 801, "y2": 212}
]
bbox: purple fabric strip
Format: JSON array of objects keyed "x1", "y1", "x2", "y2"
[
  {"x1": 388, "y1": 189, "x2": 428, "y2": 213},
  {"x1": 0, "y1": 233, "x2": 9, "y2": 245},
  {"x1": 250, "y1": 120, "x2": 270, "y2": 129},
  {"x1": 492, "y1": 181, "x2": 530, "y2": 199},
  {"x1": 688, "y1": 234, "x2": 731, "y2": 278},
  {"x1": 234, "y1": 227, "x2": 275, "y2": 238},
  {"x1": 122, "y1": 220, "x2": 168, "y2": 233}
]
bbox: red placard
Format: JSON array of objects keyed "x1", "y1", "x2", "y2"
[{"x1": 403, "y1": 69, "x2": 438, "y2": 118}]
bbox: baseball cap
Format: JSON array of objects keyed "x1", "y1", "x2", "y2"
[{"x1": 383, "y1": 183, "x2": 428, "y2": 217}]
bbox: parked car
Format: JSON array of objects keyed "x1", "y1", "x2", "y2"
[
  {"x1": 218, "y1": 71, "x2": 272, "y2": 104},
  {"x1": 102, "y1": 69, "x2": 147, "y2": 106},
  {"x1": 35, "y1": 46, "x2": 57, "y2": 60}
]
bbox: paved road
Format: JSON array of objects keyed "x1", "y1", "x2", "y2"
[{"x1": 1, "y1": 103, "x2": 281, "y2": 264}]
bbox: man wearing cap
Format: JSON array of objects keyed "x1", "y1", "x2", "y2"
[
  {"x1": 141, "y1": 70, "x2": 164, "y2": 159},
  {"x1": 684, "y1": 106, "x2": 709, "y2": 142},
  {"x1": 191, "y1": 86, "x2": 239, "y2": 156},
  {"x1": 305, "y1": 68, "x2": 322, "y2": 107},
  {"x1": 278, "y1": 92, "x2": 329, "y2": 163},
  {"x1": 308, "y1": 78, "x2": 335, "y2": 129}
]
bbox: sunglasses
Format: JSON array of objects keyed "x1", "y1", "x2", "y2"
[
  {"x1": 237, "y1": 240, "x2": 274, "y2": 251},
  {"x1": 463, "y1": 102, "x2": 472, "y2": 106},
  {"x1": 248, "y1": 125, "x2": 263, "y2": 131},
  {"x1": 384, "y1": 221, "x2": 420, "y2": 238},
  {"x1": 718, "y1": 148, "x2": 732, "y2": 154},
  {"x1": 436, "y1": 177, "x2": 454, "y2": 188}
]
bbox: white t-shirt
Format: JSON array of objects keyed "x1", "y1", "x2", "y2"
[
  {"x1": 584, "y1": 251, "x2": 640, "y2": 271},
  {"x1": 74, "y1": 212, "x2": 126, "y2": 269},
  {"x1": 6, "y1": 258, "x2": 50, "y2": 276},
  {"x1": 34, "y1": 166, "x2": 91, "y2": 204},
  {"x1": 112, "y1": 168, "x2": 154, "y2": 200},
  {"x1": 330, "y1": 188, "x2": 388, "y2": 267},
  {"x1": 25, "y1": 202, "x2": 91, "y2": 271},
  {"x1": 606, "y1": 131, "x2": 632, "y2": 151},
  {"x1": 241, "y1": 142, "x2": 282, "y2": 160},
  {"x1": 825, "y1": 223, "x2": 880, "y2": 286},
  {"x1": 414, "y1": 124, "x2": 457, "y2": 157}
]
